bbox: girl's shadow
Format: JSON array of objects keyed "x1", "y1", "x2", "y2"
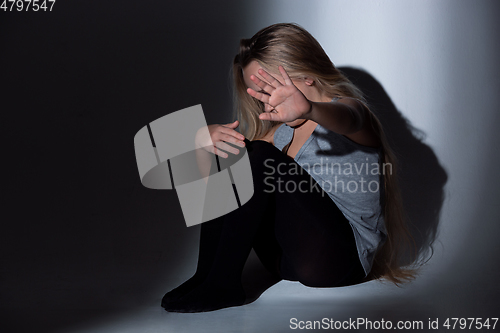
[
  {"x1": 242, "y1": 68, "x2": 448, "y2": 302},
  {"x1": 339, "y1": 67, "x2": 448, "y2": 267}
]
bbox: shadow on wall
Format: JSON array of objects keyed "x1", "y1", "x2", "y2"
[{"x1": 339, "y1": 67, "x2": 448, "y2": 267}]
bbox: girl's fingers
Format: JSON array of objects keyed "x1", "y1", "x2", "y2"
[
  {"x1": 203, "y1": 122, "x2": 246, "y2": 158},
  {"x1": 203, "y1": 144, "x2": 224, "y2": 158},
  {"x1": 250, "y1": 74, "x2": 275, "y2": 95},
  {"x1": 212, "y1": 146, "x2": 228, "y2": 159},
  {"x1": 219, "y1": 126, "x2": 245, "y2": 142},
  {"x1": 264, "y1": 103, "x2": 274, "y2": 113},
  {"x1": 259, "y1": 112, "x2": 281, "y2": 122},
  {"x1": 278, "y1": 65, "x2": 293, "y2": 85},
  {"x1": 218, "y1": 133, "x2": 245, "y2": 148},
  {"x1": 247, "y1": 87, "x2": 270, "y2": 104},
  {"x1": 215, "y1": 141, "x2": 240, "y2": 156},
  {"x1": 222, "y1": 120, "x2": 239, "y2": 129},
  {"x1": 258, "y1": 68, "x2": 283, "y2": 87}
]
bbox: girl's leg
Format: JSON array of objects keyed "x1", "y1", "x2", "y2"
[
  {"x1": 162, "y1": 140, "x2": 279, "y2": 309},
  {"x1": 161, "y1": 218, "x2": 226, "y2": 306},
  {"x1": 163, "y1": 140, "x2": 364, "y2": 312},
  {"x1": 251, "y1": 205, "x2": 283, "y2": 279},
  {"x1": 272, "y1": 173, "x2": 366, "y2": 287},
  {"x1": 247, "y1": 140, "x2": 365, "y2": 287}
]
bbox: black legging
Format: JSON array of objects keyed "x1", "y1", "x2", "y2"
[{"x1": 199, "y1": 139, "x2": 366, "y2": 289}]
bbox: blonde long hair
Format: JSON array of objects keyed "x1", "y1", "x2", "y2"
[{"x1": 232, "y1": 23, "x2": 417, "y2": 284}]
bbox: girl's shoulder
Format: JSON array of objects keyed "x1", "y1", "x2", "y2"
[{"x1": 254, "y1": 123, "x2": 283, "y2": 145}]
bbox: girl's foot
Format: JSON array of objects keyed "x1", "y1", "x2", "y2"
[
  {"x1": 160, "y1": 275, "x2": 204, "y2": 307},
  {"x1": 162, "y1": 281, "x2": 246, "y2": 313}
]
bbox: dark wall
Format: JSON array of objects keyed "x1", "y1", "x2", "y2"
[{"x1": 1, "y1": 1, "x2": 250, "y2": 331}]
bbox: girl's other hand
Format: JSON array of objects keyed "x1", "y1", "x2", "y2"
[{"x1": 195, "y1": 120, "x2": 246, "y2": 158}]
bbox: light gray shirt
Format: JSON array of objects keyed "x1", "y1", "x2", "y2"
[{"x1": 273, "y1": 107, "x2": 387, "y2": 276}]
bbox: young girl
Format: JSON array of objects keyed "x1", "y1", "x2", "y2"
[{"x1": 161, "y1": 23, "x2": 415, "y2": 313}]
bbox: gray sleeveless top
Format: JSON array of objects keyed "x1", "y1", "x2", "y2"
[{"x1": 273, "y1": 99, "x2": 387, "y2": 276}]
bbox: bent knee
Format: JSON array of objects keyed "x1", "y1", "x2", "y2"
[
  {"x1": 245, "y1": 139, "x2": 282, "y2": 163},
  {"x1": 245, "y1": 139, "x2": 277, "y2": 153}
]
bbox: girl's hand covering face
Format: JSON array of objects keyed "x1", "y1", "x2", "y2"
[{"x1": 246, "y1": 66, "x2": 312, "y2": 122}]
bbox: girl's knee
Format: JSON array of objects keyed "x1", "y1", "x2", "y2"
[
  {"x1": 246, "y1": 139, "x2": 283, "y2": 166},
  {"x1": 245, "y1": 139, "x2": 277, "y2": 154}
]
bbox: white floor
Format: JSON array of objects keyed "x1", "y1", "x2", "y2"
[
  {"x1": 66, "y1": 280, "x2": 405, "y2": 333},
  {"x1": 24, "y1": 252, "x2": 492, "y2": 333}
]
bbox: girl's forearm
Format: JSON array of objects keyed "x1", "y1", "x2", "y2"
[{"x1": 303, "y1": 100, "x2": 365, "y2": 135}]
